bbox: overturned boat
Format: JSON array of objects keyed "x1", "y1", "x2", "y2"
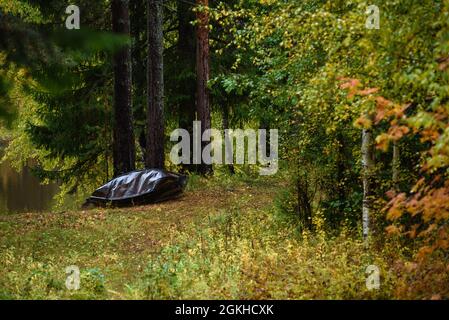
[{"x1": 84, "y1": 169, "x2": 187, "y2": 208}]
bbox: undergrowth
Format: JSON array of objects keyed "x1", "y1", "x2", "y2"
[{"x1": 0, "y1": 174, "x2": 447, "y2": 299}]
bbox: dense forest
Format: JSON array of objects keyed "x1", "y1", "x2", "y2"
[{"x1": 0, "y1": 0, "x2": 448, "y2": 299}]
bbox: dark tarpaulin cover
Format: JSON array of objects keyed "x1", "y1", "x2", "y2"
[{"x1": 84, "y1": 169, "x2": 187, "y2": 207}]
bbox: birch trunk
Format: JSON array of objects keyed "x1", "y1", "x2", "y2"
[{"x1": 361, "y1": 121, "x2": 375, "y2": 239}]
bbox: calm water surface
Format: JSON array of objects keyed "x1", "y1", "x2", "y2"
[{"x1": 0, "y1": 150, "x2": 59, "y2": 214}]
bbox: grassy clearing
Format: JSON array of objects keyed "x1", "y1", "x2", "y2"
[{"x1": 0, "y1": 174, "x2": 419, "y2": 299}]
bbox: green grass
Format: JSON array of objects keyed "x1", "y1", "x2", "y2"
[{"x1": 0, "y1": 174, "x2": 401, "y2": 299}]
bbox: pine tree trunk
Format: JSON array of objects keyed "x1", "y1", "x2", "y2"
[
  {"x1": 130, "y1": 0, "x2": 147, "y2": 163},
  {"x1": 361, "y1": 121, "x2": 375, "y2": 239},
  {"x1": 146, "y1": 0, "x2": 165, "y2": 169},
  {"x1": 178, "y1": 1, "x2": 196, "y2": 171},
  {"x1": 196, "y1": 0, "x2": 212, "y2": 175},
  {"x1": 111, "y1": 0, "x2": 136, "y2": 177}
]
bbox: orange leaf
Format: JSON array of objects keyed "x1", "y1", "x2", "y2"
[
  {"x1": 375, "y1": 96, "x2": 393, "y2": 109},
  {"x1": 386, "y1": 225, "x2": 401, "y2": 235},
  {"x1": 375, "y1": 133, "x2": 390, "y2": 151},
  {"x1": 416, "y1": 246, "x2": 433, "y2": 261},
  {"x1": 387, "y1": 205, "x2": 403, "y2": 220},
  {"x1": 357, "y1": 87, "x2": 379, "y2": 96},
  {"x1": 354, "y1": 116, "x2": 372, "y2": 129},
  {"x1": 388, "y1": 125, "x2": 410, "y2": 141}
]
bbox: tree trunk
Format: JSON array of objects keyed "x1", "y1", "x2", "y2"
[
  {"x1": 196, "y1": 0, "x2": 212, "y2": 175},
  {"x1": 297, "y1": 176, "x2": 312, "y2": 230},
  {"x1": 146, "y1": 0, "x2": 165, "y2": 169},
  {"x1": 130, "y1": 0, "x2": 147, "y2": 163},
  {"x1": 112, "y1": 0, "x2": 136, "y2": 177},
  {"x1": 392, "y1": 140, "x2": 400, "y2": 189},
  {"x1": 178, "y1": 1, "x2": 196, "y2": 171},
  {"x1": 335, "y1": 132, "x2": 347, "y2": 226},
  {"x1": 222, "y1": 104, "x2": 235, "y2": 174},
  {"x1": 361, "y1": 120, "x2": 375, "y2": 240}
]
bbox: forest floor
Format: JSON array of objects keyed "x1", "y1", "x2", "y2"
[{"x1": 0, "y1": 175, "x2": 405, "y2": 299}]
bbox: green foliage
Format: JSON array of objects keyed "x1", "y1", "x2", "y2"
[
  {"x1": 1, "y1": 0, "x2": 449, "y2": 300},
  {"x1": 212, "y1": 0, "x2": 447, "y2": 235},
  {"x1": 1, "y1": 0, "x2": 129, "y2": 201}
]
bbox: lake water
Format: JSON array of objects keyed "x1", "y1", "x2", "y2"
[{"x1": 0, "y1": 151, "x2": 59, "y2": 214}]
